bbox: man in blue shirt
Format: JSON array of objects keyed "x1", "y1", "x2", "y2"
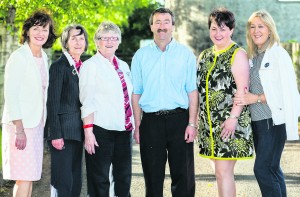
[{"x1": 131, "y1": 7, "x2": 198, "y2": 197}]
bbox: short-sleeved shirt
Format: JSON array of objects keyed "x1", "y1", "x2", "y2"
[{"x1": 131, "y1": 39, "x2": 197, "y2": 112}]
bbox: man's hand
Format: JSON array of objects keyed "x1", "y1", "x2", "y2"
[
  {"x1": 185, "y1": 126, "x2": 197, "y2": 143},
  {"x1": 134, "y1": 127, "x2": 140, "y2": 144}
]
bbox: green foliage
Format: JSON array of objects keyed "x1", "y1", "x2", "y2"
[
  {"x1": 287, "y1": 39, "x2": 298, "y2": 43},
  {"x1": 0, "y1": 0, "x2": 156, "y2": 53}
]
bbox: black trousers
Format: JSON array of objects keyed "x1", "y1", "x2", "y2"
[
  {"x1": 49, "y1": 140, "x2": 83, "y2": 197},
  {"x1": 85, "y1": 125, "x2": 132, "y2": 197},
  {"x1": 140, "y1": 110, "x2": 195, "y2": 197}
]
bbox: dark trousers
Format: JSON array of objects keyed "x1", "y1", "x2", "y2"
[
  {"x1": 140, "y1": 110, "x2": 195, "y2": 197},
  {"x1": 49, "y1": 140, "x2": 83, "y2": 197},
  {"x1": 85, "y1": 125, "x2": 132, "y2": 197},
  {"x1": 252, "y1": 118, "x2": 287, "y2": 197}
]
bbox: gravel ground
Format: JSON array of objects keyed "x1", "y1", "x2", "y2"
[{"x1": 1, "y1": 140, "x2": 300, "y2": 197}]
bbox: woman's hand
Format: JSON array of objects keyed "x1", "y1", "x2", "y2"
[
  {"x1": 13, "y1": 120, "x2": 26, "y2": 150},
  {"x1": 220, "y1": 118, "x2": 238, "y2": 141},
  {"x1": 84, "y1": 129, "x2": 99, "y2": 155},
  {"x1": 15, "y1": 131, "x2": 26, "y2": 150},
  {"x1": 233, "y1": 88, "x2": 256, "y2": 106},
  {"x1": 52, "y1": 138, "x2": 65, "y2": 150}
]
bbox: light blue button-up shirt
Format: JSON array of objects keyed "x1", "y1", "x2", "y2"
[{"x1": 131, "y1": 39, "x2": 197, "y2": 112}]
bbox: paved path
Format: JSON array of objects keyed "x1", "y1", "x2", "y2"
[
  {"x1": 130, "y1": 140, "x2": 300, "y2": 197},
  {"x1": 27, "y1": 139, "x2": 300, "y2": 197}
]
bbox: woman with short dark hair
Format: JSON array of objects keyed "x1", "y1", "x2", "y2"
[
  {"x1": 197, "y1": 7, "x2": 253, "y2": 196},
  {"x1": 45, "y1": 24, "x2": 88, "y2": 197},
  {"x1": 2, "y1": 9, "x2": 57, "y2": 197}
]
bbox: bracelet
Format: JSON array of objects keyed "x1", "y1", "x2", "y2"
[
  {"x1": 187, "y1": 123, "x2": 198, "y2": 129},
  {"x1": 15, "y1": 130, "x2": 25, "y2": 135},
  {"x1": 229, "y1": 114, "x2": 239, "y2": 119},
  {"x1": 83, "y1": 124, "x2": 94, "y2": 129}
]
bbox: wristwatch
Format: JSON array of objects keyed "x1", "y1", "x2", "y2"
[{"x1": 257, "y1": 94, "x2": 262, "y2": 103}]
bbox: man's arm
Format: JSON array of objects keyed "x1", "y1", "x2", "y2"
[
  {"x1": 185, "y1": 89, "x2": 199, "y2": 143},
  {"x1": 132, "y1": 94, "x2": 142, "y2": 144}
]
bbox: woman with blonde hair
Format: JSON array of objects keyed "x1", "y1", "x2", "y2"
[{"x1": 234, "y1": 10, "x2": 300, "y2": 197}]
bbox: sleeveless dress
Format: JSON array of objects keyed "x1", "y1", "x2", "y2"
[
  {"x1": 197, "y1": 43, "x2": 253, "y2": 160},
  {"x1": 2, "y1": 57, "x2": 47, "y2": 181}
]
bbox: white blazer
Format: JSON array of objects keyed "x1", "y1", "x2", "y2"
[
  {"x1": 79, "y1": 51, "x2": 133, "y2": 131},
  {"x1": 2, "y1": 43, "x2": 49, "y2": 128},
  {"x1": 256, "y1": 43, "x2": 300, "y2": 140}
]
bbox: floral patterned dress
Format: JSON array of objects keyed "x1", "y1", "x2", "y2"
[{"x1": 197, "y1": 43, "x2": 253, "y2": 160}]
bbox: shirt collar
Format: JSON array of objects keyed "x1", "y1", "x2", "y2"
[
  {"x1": 64, "y1": 51, "x2": 76, "y2": 66},
  {"x1": 151, "y1": 38, "x2": 175, "y2": 52}
]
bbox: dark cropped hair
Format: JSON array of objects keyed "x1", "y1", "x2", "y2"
[
  {"x1": 208, "y1": 7, "x2": 235, "y2": 30},
  {"x1": 149, "y1": 7, "x2": 175, "y2": 26},
  {"x1": 20, "y1": 9, "x2": 58, "y2": 48},
  {"x1": 61, "y1": 24, "x2": 89, "y2": 52}
]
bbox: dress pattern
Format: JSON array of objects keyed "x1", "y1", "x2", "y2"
[
  {"x1": 197, "y1": 43, "x2": 253, "y2": 159},
  {"x1": 2, "y1": 57, "x2": 47, "y2": 181}
]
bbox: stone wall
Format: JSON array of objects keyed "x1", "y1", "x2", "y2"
[
  {"x1": 0, "y1": 24, "x2": 19, "y2": 118},
  {"x1": 165, "y1": 0, "x2": 300, "y2": 56},
  {"x1": 282, "y1": 42, "x2": 300, "y2": 91}
]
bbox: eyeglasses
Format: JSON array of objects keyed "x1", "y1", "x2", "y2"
[{"x1": 97, "y1": 37, "x2": 119, "y2": 41}]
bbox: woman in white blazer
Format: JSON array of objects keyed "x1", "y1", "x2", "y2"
[
  {"x1": 79, "y1": 21, "x2": 133, "y2": 197},
  {"x1": 234, "y1": 10, "x2": 300, "y2": 197},
  {"x1": 1, "y1": 10, "x2": 57, "y2": 197}
]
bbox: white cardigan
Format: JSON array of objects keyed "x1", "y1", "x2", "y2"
[
  {"x1": 79, "y1": 51, "x2": 133, "y2": 131},
  {"x1": 255, "y1": 43, "x2": 300, "y2": 140},
  {"x1": 2, "y1": 43, "x2": 48, "y2": 128}
]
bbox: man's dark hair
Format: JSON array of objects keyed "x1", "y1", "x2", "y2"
[{"x1": 149, "y1": 7, "x2": 175, "y2": 26}]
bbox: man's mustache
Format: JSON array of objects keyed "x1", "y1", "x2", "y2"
[{"x1": 157, "y1": 29, "x2": 167, "y2": 33}]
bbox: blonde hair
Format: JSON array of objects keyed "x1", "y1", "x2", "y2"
[{"x1": 246, "y1": 10, "x2": 280, "y2": 59}]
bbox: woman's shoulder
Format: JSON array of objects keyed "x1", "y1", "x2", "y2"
[
  {"x1": 50, "y1": 55, "x2": 68, "y2": 69},
  {"x1": 83, "y1": 54, "x2": 99, "y2": 65},
  {"x1": 199, "y1": 47, "x2": 214, "y2": 58},
  {"x1": 9, "y1": 45, "x2": 27, "y2": 58},
  {"x1": 267, "y1": 43, "x2": 290, "y2": 59}
]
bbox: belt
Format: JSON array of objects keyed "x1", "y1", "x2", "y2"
[{"x1": 145, "y1": 108, "x2": 187, "y2": 116}]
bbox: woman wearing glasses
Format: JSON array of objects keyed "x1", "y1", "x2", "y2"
[{"x1": 79, "y1": 21, "x2": 133, "y2": 197}]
